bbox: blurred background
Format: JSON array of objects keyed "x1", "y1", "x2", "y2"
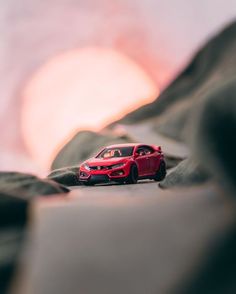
[
  {"x1": 2, "y1": 2, "x2": 236, "y2": 294},
  {"x1": 1, "y1": 0, "x2": 236, "y2": 173}
]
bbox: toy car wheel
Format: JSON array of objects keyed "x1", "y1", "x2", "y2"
[
  {"x1": 154, "y1": 161, "x2": 166, "y2": 181},
  {"x1": 126, "y1": 164, "x2": 138, "y2": 184},
  {"x1": 83, "y1": 182, "x2": 94, "y2": 186}
]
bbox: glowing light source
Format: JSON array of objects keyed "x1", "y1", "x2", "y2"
[{"x1": 21, "y1": 47, "x2": 159, "y2": 169}]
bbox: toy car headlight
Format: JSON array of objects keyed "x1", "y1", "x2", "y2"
[
  {"x1": 82, "y1": 163, "x2": 90, "y2": 171},
  {"x1": 110, "y1": 163, "x2": 125, "y2": 169}
]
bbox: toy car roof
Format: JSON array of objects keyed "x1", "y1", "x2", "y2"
[{"x1": 105, "y1": 143, "x2": 146, "y2": 148}]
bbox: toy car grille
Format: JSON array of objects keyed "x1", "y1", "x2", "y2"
[{"x1": 89, "y1": 166, "x2": 108, "y2": 170}]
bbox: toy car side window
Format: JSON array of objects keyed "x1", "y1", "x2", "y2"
[
  {"x1": 143, "y1": 146, "x2": 154, "y2": 155},
  {"x1": 137, "y1": 147, "x2": 145, "y2": 156}
]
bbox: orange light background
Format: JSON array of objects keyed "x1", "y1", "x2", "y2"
[{"x1": 22, "y1": 48, "x2": 159, "y2": 169}]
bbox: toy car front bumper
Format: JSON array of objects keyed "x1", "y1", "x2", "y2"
[
  {"x1": 79, "y1": 170, "x2": 127, "y2": 184},
  {"x1": 87, "y1": 174, "x2": 110, "y2": 184}
]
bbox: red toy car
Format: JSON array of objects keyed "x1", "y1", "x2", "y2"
[{"x1": 79, "y1": 143, "x2": 166, "y2": 185}]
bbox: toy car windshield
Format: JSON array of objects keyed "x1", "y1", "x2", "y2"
[{"x1": 96, "y1": 147, "x2": 134, "y2": 158}]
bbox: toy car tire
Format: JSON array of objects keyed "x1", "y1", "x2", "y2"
[
  {"x1": 126, "y1": 164, "x2": 138, "y2": 184},
  {"x1": 83, "y1": 182, "x2": 95, "y2": 186},
  {"x1": 154, "y1": 161, "x2": 166, "y2": 181}
]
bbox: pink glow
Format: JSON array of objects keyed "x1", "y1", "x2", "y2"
[{"x1": 21, "y1": 47, "x2": 159, "y2": 170}]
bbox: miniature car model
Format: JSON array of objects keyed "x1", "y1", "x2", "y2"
[{"x1": 79, "y1": 143, "x2": 166, "y2": 185}]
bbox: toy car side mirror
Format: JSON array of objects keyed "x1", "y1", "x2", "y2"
[
  {"x1": 156, "y1": 146, "x2": 162, "y2": 153},
  {"x1": 134, "y1": 152, "x2": 140, "y2": 158}
]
